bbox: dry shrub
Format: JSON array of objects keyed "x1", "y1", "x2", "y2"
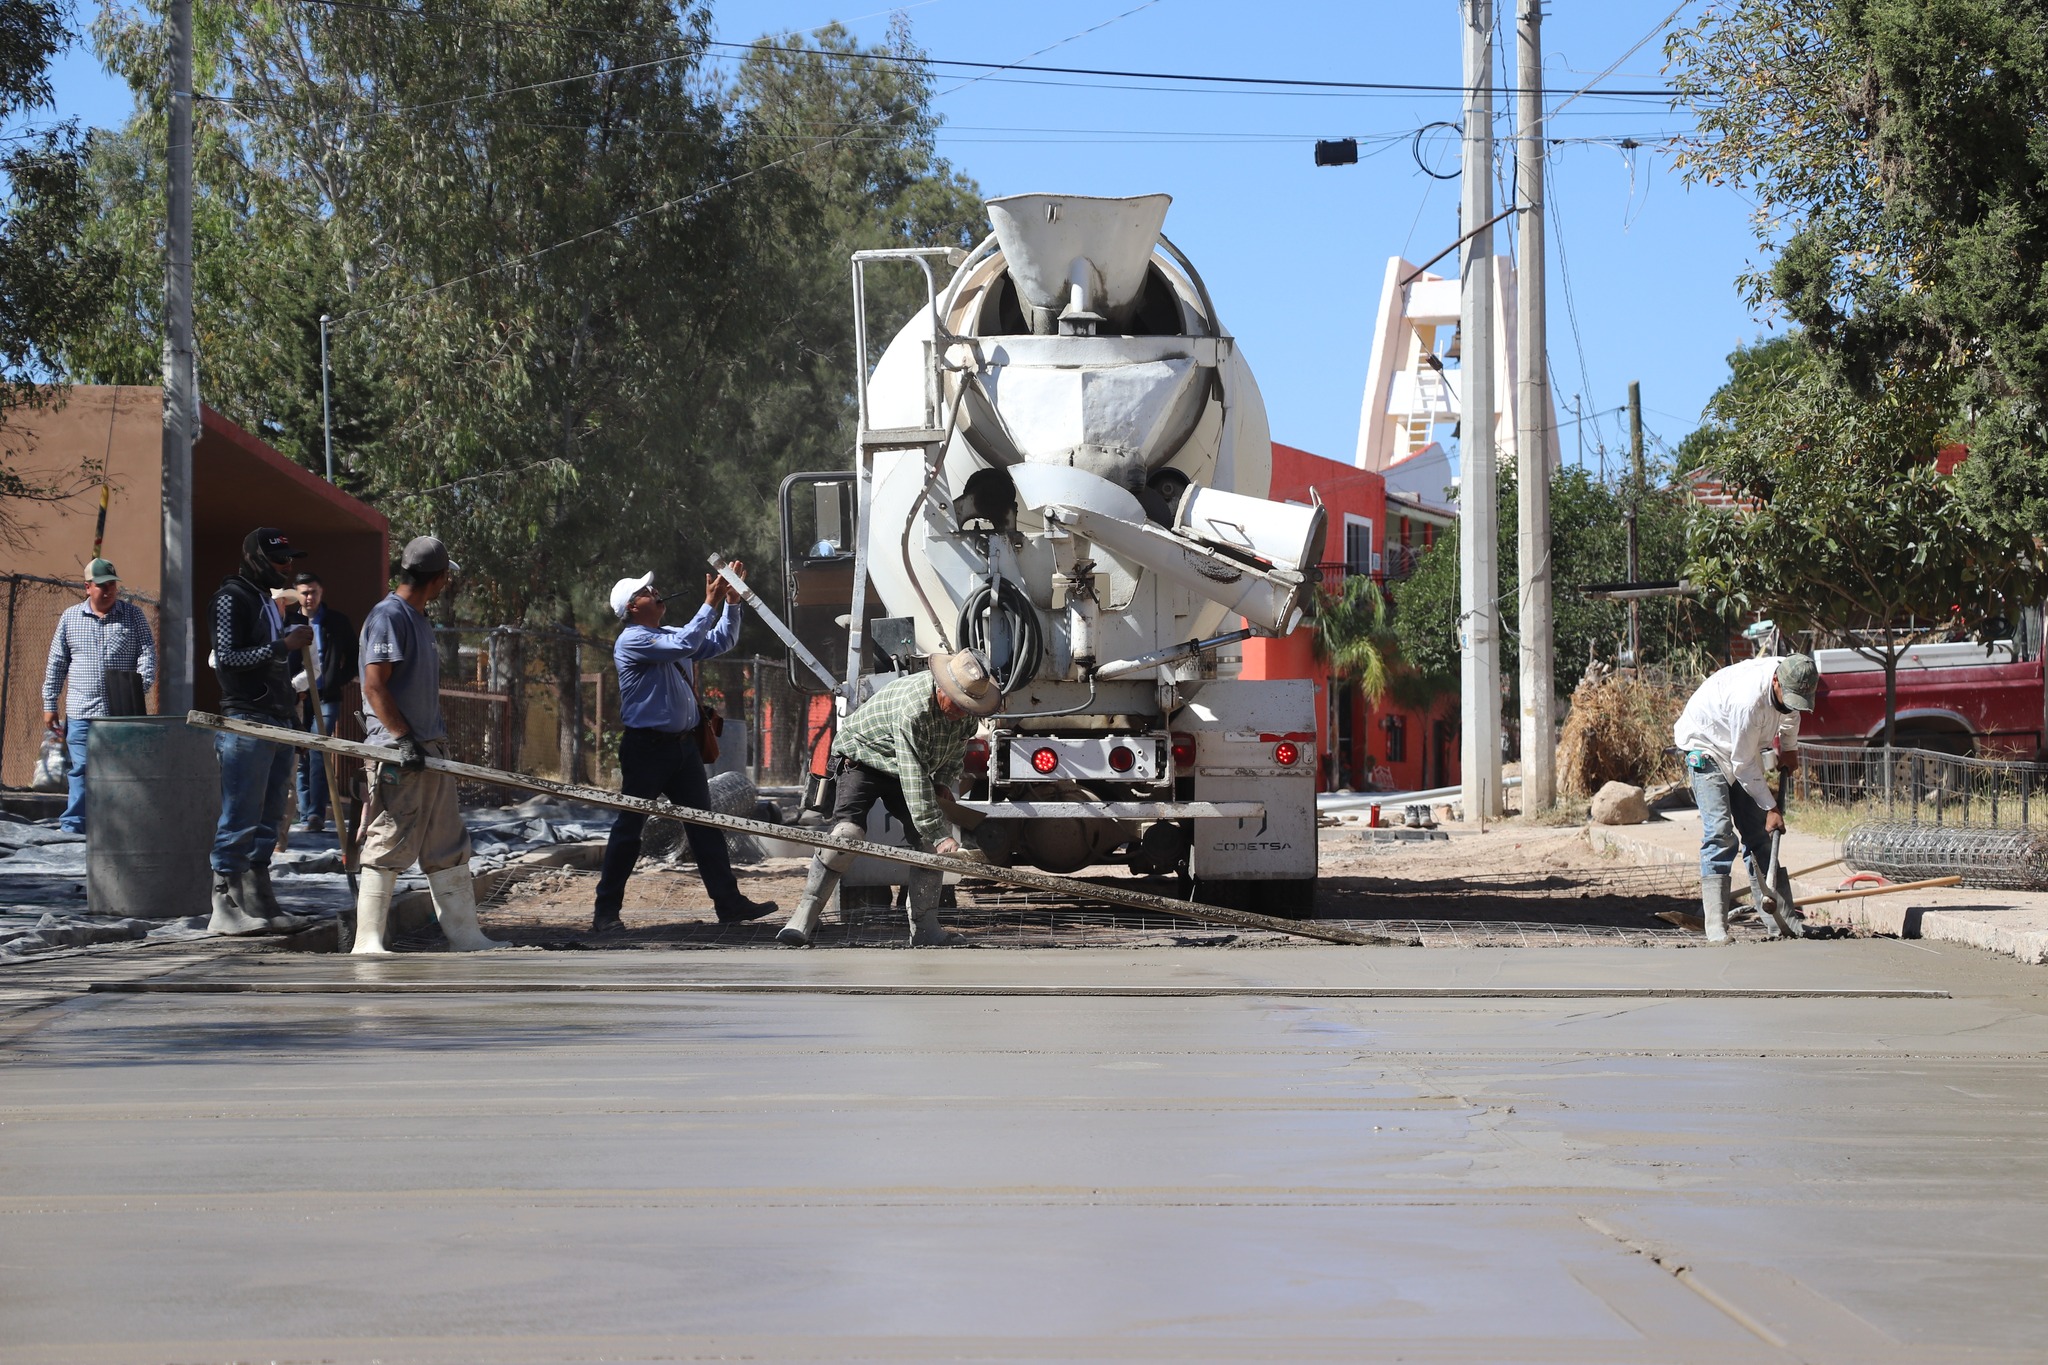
[{"x1": 1557, "y1": 672, "x2": 1687, "y2": 798}]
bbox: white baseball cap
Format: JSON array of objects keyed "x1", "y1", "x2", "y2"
[{"x1": 609, "y1": 572, "x2": 655, "y2": 619}]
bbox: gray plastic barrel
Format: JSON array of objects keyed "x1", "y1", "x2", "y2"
[{"x1": 86, "y1": 716, "x2": 220, "y2": 919}]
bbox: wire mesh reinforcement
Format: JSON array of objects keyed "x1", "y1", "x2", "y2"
[
  {"x1": 475, "y1": 865, "x2": 1719, "y2": 950},
  {"x1": 1841, "y1": 820, "x2": 2048, "y2": 891}
]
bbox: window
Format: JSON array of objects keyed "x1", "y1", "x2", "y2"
[
  {"x1": 1384, "y1": 714, "x2": 1407, "y2": 763},
  {"x1": 1344, "y1": 517, "x2": 1374, "y2": 577}
]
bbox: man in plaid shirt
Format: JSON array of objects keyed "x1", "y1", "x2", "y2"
[
  {"x1": 42, "y1": 558, "x2": 156, "y2": 834},
  {"x1": 777, "y1": 649, "x2": 1000, "y2": 949}
]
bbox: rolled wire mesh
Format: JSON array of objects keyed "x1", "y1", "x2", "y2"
[{"x1": 1841, "y1": 820, "x2": 2048, "y2": 890}]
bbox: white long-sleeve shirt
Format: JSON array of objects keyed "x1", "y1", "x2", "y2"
[{"x1": 1672, "y1": 656, "x2": 1801, "y2": 811}]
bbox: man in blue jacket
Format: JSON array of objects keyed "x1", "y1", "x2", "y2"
[{"x1": 591, "y1": 565, "x2": 777, "y2": 932}]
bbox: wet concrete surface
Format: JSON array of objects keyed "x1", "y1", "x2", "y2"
[{"x1": 0, "y1": 941, "x2": 2044, "y2": 1362}]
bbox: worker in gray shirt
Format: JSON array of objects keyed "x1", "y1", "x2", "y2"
[
  {"x1": 350, "y1": 536, "x2": 504, "y2": 954},
  {"x1": 42, "y1": 557, "x2": 156, "y2": 834}
]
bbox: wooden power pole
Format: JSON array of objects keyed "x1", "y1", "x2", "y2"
[{"x1": 1626, "y1": 380, "x2": 1645, "y2": 672}]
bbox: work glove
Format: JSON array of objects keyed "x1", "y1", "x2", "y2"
[
  {"x1": 291, "y1": 669, "x2": 310, "y2": 694},
  {"x1": 394, "y1": 734, "x2": 428, "y2": 773}
]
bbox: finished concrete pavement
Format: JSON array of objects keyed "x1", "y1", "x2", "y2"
[{"x1": 1, "y1": 940, "x2": 2044, "y2": 1363}]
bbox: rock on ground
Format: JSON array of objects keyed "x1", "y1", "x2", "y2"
[{"x1": 1589, "y1": 781, "x2": 1649, "y2": 826}]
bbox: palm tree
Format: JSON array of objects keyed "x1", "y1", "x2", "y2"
[
  {"x1": 1310, "y1": 573, "x2": 1394, "y2": 702},
  {"x1": 1309, "y1": 574, "x2": 1397, "y2": 789}
]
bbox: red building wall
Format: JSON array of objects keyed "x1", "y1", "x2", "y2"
[{"x1": 1238, "y1": 443, "x2": 1458, "y2": 794}]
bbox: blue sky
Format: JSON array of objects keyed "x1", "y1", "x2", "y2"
[{"x1": 48, "y1": 0, "x2": 1772, "y2": 471}]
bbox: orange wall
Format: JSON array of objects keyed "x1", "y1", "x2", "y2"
[
  {"x1": 1236, "y1": 441, "x2": 1458, "y2": 794},
  {"x1": 1, "y1": 387, "x2": 390, "y2": 714}
]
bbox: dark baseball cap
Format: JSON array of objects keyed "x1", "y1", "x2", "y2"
[
  {"x1": 400, "y1": 535, "x2": 459, "y2": 577},
  {"x1": 243, "y1": 527, "x2": 306, "y2": 564}
]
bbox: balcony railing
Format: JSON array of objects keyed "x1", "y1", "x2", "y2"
[{"x1": 1312, "y1": 545, "x2": 1424, "y2": 587}]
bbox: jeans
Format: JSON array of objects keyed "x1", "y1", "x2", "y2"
[
  {"x1": 60, "y1": 718, "x2": 91, "y2": 834},
  {"x1": 1689, "y1": 759, "x2": 1774, "y2": 884},
  {"x1": 296, "y1": 700, "x2": 341, "y2": 824},
  {"x1": 212, "y1": 720, "x2": 296, "y2": 875},
  {"x1": 593, "y1": 728, "x2": 740, "y2": 917}
]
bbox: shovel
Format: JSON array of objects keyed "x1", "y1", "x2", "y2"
[{"x1": 1758, "y1": 769, "x2": 1803, "y2": 938}]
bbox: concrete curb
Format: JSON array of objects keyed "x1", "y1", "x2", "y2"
[{"x1": 1588, "y1": 822, "x2": 2048, "y2": 966}]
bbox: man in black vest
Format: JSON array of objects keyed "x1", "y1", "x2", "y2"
[{"x1": 207, "y1": 527, "x2": 314, "y2": 935}]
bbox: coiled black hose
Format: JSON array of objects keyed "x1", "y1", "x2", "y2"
[{"x1": 957, "y1": 578, "x2": 1043, "y2": 693}]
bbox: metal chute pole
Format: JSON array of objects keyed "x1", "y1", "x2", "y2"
[
  {"x1": 708, "y1": 554, "x2": 841, "y2": 695},
  {"x1": 185, "y1": 711, "x2": 1400, "y2": 947}
]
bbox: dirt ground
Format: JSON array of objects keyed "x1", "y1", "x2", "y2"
[{"x1": 472, "y1": 823, "x2": 1730, "y2": 950}]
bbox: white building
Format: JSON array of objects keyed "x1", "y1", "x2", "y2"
[{"x1": 1353, "y1": 254, "x2": 1560, "y2": 491}]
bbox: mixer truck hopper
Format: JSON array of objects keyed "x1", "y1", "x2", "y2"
[{"x1": 777, "y1": 193, "x2": 1325, "y2": 918}]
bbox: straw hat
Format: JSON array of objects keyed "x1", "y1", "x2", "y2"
[{"x1": 931, "y1": 648, "x2": 1002, "y2": 716}]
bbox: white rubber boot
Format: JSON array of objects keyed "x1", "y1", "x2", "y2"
[
  {"x1": 777, "y1": 856, "x2": 842, "y2": 948},
  {"x1": 207, "y1": 872, "x2": 270, "y2": 936},
  {"x1": 906, "y1": 868, "x2": 964, "y2": 947},
  {"x1": 351, "y1": 866, "x2": 397, "y2": 954},
  {"x1": 1702, "y1": 871, "x2": 1732, "y2": 945},
  {"x1": 426, "y1": 865, "x2": 506, "y2": 951}
]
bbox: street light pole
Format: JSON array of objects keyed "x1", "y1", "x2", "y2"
[
  {"x1": 320, "y1": 313, "x2": 335, "y2": 484},
  {"x1": 1458, "y1": 0, "x2": 1503, "y2": 822}
]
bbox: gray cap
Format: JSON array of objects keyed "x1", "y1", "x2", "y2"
[
  {"x1": 1777, "y1": 654, "x2": 1819, "y2": 712},
  {"x1": 400, "y1": 536, "x2": 459, "y2": 578}
]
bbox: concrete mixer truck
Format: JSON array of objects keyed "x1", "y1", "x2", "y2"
[{"x1": 773, "y1": 193, "x2": 1325, "y2": 917}]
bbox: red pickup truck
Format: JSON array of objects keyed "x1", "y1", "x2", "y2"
[{"x1": 1805, "y1": 631, "x2": 2046, "y2": 758}]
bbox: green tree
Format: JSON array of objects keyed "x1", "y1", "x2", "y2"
[
  {"x1": 65, "y1": 4, "x2": 981, "y2": 770},
  {"x1": 1668, "y1": 0, "x2": 2048, "y2": 544},
  {"x1": 0, "y1": 0, "x2": 118, "y2": 541},
  {"x1": 1389, "y1": 462, "x2": 1713, "y2": 708},
  {"x1": 1685, "y1": 339, "x2": 2044, "y2": 746}
]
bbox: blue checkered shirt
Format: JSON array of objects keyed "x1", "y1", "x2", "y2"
[{"x1": 43, "y1": 598, "x2": 157, "y2": 718}]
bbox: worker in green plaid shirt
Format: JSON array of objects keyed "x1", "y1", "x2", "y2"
[{"x1": 778, "y1": 649, "x2": 1002, "y2": 949}]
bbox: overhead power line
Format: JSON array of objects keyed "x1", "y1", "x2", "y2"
[{"x1": 276, "y1": 0, "x2": 1689, "y2": 101}]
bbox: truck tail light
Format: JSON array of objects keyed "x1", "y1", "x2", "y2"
[
  {"x1": 1030, "y1": 746, "x2": 1059, "y2": 775},
  {"x1": 964, "y1": 736, "x2": 989, "y2": 777},
  {"x1": 1107, "y1": 744, "x2": 1136, "y2": 773},
  {"x1": 1274, "y1": 740, "x2": 1301, "y2": 767},
  {"x1": 1170, "y1": 731, "x2": 1196, "y2": 769}
]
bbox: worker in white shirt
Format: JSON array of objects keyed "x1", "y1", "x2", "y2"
[{"x1": 1671, "y1": 654, "x2": 1819, "y2": 943}]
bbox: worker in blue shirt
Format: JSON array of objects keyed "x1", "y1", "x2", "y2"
[{"x1": 591, "y1": 565, "x2": 778, "y2": 932}]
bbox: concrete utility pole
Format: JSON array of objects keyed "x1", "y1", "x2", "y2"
[
  {"x1": 1626, "y1": 379, "x2": 1645, "y2": 672},
  {"x1": 1514, "y1": 0, "x2": 1555, "y2": 812},
  {"x1": 160, "y1": 0, "x2": 196, "y2": 713},
  {"x1": 1459, "y1": 0, "x2": 1503, "y2": 821}
]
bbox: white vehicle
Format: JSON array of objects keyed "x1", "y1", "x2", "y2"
[{"x1": 778, "y1": 193, "x2": 1324, "y2": 917}]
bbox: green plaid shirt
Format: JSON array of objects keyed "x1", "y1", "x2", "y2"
[{"x1": 834, "y1": 671, "x2": 976, "y2": 846}]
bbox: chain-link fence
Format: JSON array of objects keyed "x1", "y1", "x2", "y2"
[
  {"x1": 0, "y1": 574, "x2": 162, "y2": 789},
  {"x1": 696, "y1": 655, "x2": 830, "y2": 790},
  {"x1": 1794, "y1": 742, "x2": 2048, "y2": 829}
]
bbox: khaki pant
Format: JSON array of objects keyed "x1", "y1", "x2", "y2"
[{"x1": 359, "y1": 740, "x2": 471, "y2": 874}]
